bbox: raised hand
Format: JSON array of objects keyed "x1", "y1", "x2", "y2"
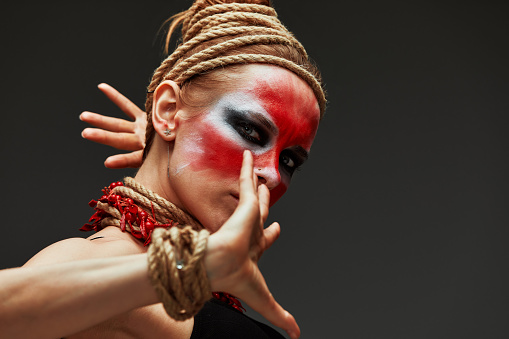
[
  {"x1": 80, "y1": 83, "x2": 147, "y2": 168},
  {"x1": 206, "y1": 151, "x2": 300, "y2": 339}
]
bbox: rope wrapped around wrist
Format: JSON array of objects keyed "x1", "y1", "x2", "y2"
[{"x1": 147, "y1": 226, "x2": 212, "y2": 320}]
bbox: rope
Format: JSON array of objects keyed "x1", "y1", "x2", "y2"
[
  {"x1": 147, "y1": 25, "x2": 305, "y2": 94},
  {"x1": 183, "y1": 3, "x2": 278, "y2": 34},
  {"x1": 166, "y1": 34, "x2": 304, "y2": 80},
  {"x1": 113, "y1": 177, "x2": 201, "y2": 230},
  {"x1": 173, "y1": 54, "x2": 326, "y2": 110},
  {"x1": 90, "y1": 177, "x2": 211, "y2": 320},
  {"x1": 144, "y1": 1, "x2": 326, "y2": 132},
  {"x1": 184, "y1": 11, "x2": 285, "y2": 43},
  {"x1": 148, "y1": 226, "x2": 211, "y2": 320}
]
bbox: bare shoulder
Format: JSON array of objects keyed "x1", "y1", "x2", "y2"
[{"x1": 24, "y1": 226, "x2": 146, "y2": 267}]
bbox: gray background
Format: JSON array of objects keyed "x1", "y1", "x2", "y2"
[{"x1": 1, "y1": 1, "x2": 508, "y2": 338}]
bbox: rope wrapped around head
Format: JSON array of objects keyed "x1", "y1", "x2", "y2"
[
  {"x1": 143, "y1": 1, "x2": 326, "y2": 159},
  {"x1": 148, "y1": 2, "x2": 325, "y2": 110}
]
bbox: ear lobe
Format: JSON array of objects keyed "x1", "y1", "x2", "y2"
[{"x1": 152, "y1": 80, "x2": 181, "y2": 141}]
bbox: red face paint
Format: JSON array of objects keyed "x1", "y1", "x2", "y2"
[
  {"x1": 166, "y1": 65, "x2": 320, "y2": 231},
  {"x1": 186, "y1": 119, "x2": 245, "y2": 177},
  {"x1": 250, "y1": 67, "x2": 320, "y2": 205}
]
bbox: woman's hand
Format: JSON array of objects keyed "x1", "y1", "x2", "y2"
[
  {"x1": 206, "y1": 150, "x2": 300, "y2": 339},
  {"x1": 80, "y1": 83, "x2": 147, "y2": 168}
]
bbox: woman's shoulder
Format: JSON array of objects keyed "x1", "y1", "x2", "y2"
[{"x1": 24, "y1": 226, "x2": 146, "y2": 267}]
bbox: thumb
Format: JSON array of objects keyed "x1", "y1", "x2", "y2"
[{"x1": 263, "y1": 222, "x2": 281, "y2": 251}]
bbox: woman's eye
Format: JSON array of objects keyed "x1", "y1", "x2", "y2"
[
  {"x1": 281, "y1": 154, "x2": 295, "y2": 169},
  {"x1": 238, "y1": 123, "x2": 261, "y2": 143},
  {"x1": 225, "y1": 109, "x2": 268, "y2": 146}
]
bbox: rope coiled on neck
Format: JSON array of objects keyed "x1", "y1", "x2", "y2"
[
  {"x1": 115, "y1": 177, "x2": 201, "y2": 229},
  {"x1": 83, "y1": 177, "x2": 211, "y2": 320}
]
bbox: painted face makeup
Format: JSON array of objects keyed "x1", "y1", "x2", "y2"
[{"x1": 167, "y1": 65, "x2": 320, "y2": 231}]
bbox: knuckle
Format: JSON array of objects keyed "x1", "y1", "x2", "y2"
[{"x1": 240, "y1": 196, "x2": 257, "y2": 209}]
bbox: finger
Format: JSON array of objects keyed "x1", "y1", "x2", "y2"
[
  {"x1": 262, "y1": 222, "x2": 280, "y2": 251},
  {"x1": 104, "y1": 151, "x2": 144, "y2": 169},
  {"x1": 238, "y1": 150, "x2": 256, "y2": 204},
  {"x1": 258, "y1": 184, "x2": 270, "y2": 223},
  {"x1": 254, "y1": 297, "x2": 300, "y2": 339},
  {"x1": 80, "y1": 111, "x2": 134, "y2": 133},
  {"x1": 97, "y1": 83, "x2": 145, "y2": 120},
  {"x1": 253, "y1": 166, "x2": 259, "y2": 191},
  {"x1": 244, "y1": 275, "x2": 300, "y2": 339},
  {"x1": 81, "y1": 128, "x2": 144, "y2": 151}
]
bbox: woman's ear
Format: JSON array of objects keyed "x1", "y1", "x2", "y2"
[{"x1": 152, "y1": 80, "x2": 182, "y2": 141}]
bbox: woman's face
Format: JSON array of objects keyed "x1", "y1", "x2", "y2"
[{"x1": 168, "y1": 65, "x2": 320, "y2": 231}]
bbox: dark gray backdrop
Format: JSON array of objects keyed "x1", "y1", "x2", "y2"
[{"x1": 1, "y1": 1, "x2": 508, "y2": 338}]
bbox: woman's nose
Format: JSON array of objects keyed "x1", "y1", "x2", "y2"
[{"x1": 253, "y1": 156, "x2": 281, "y2": 190}]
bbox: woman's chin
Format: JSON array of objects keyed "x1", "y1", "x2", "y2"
[{"x1": 199, "y1": 206, "x2": 237, "y2": 234}]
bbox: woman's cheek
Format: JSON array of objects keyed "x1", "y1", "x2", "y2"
[{"x1": 188, "y1": 122, "x2": 244, "y2": 177}]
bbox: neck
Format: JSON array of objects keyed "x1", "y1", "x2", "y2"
[{"x1": 135, "y1": 139, "x2": 177, "y2": 207}]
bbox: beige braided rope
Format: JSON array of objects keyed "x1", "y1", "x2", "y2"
[
  {"x1": 152, "y1": 2, "x2": 326, "y2": 114},
  {"x1": 143, "y1": 1, "x2": 326, "y2": 158},
  {"x1": 183, "y1": 3, "x2": 278, "y2": 34},
  {"x1": 173, "y1": 54, "x2": 326, "y2": 111},
  {"x1": 99, "y1": 215, "x2": 145, "y2": 236},
  {"x1": 185, "y1": 11, "x2": 285, "y2": 42},
  {"x1": 147, "y1": 226, "x2": 211, "y2": 320},
  {"x1": 147, "y1": 25, "x2": 304, "y2": 94},
  {"x1": 112, "y1": 177, "x2": 201, "y2": 229},
  {"x1": 92, "y1": 177, "x2": 211, "y2": 320},
  {"x1": 96, "y1": 201, "x2": 121, "y2": 220},
  {"x1": 166, "y1": 34, "x2": 303, "y2": 80}
]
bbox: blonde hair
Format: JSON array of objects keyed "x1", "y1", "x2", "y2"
[{"x1": 143, "y1": 0, "x2": 326, "y2": 159}]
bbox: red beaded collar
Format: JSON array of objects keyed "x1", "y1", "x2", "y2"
[{"x1": 81, "y1": 180, "x2": 246, "y2": 313}]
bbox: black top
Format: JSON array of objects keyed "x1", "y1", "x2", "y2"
[{"x1": 191, "y1": 298, "x2": 285, "y2": 339}]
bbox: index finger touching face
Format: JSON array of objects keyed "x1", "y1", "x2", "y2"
[{"x1": 239, "y1": 150, "x2": 256, "y2": 199}]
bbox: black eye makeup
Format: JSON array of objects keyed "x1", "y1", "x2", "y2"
[
  {"x1": 279, "y1": 148, "x2": 306, "y2": 176},
  {"x1": 224, "y1": 107, "x2": 271, "y2": 146},
  {"x1": 221, "y1": 105, "x2": 309, "y2": 178}
]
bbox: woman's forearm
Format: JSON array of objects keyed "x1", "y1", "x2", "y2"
[{"x1": 0, "y1": 254, "x2": 158, "y2": 339}]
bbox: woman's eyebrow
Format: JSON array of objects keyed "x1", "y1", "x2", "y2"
[
  {"x1": 240, "y1": 109, "x2": 278, "y2": 135},
  {"x1": 291, "y1": 145, "x2": 309, "y2": 162}
]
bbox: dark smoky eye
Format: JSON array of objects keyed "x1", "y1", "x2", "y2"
[
  {"x1": 280, "y1": 150, "x2": 304, "y2": 176},
  {"x1": 225, "y1": 109, "x2": 268, "y2": 146},
  {"x1": 238, "y1": 122, "x2": 261, "y2": 142},
  {"x1": 281, "y1": 154, "x2": 295, "y2": 168}
]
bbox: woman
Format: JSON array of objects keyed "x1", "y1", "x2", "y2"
[{"x1": 0, "y1": 0, "x2": 325, "y2": 338}]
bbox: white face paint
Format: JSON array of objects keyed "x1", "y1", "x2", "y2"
[
  {"x1": 171, "y1": 133, "x2": 203, "y2": 176},
  {"x1": 174, "y1": 162, "x2": 190, "y2": 174},
  {"x1": 162, "y1": 65, "x2": 320, "y2": 232}
]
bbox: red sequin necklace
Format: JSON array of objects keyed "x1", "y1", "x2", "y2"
[{"x1": 81, "y1": 180, "x2": 246, "y2": 313}]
